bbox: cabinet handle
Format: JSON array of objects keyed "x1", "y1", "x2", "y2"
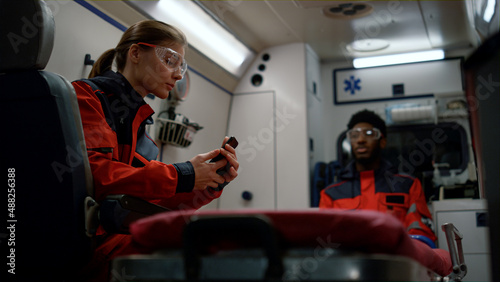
[{"x1": 242, "y1": 191, "x2": 253, "y2": 201}]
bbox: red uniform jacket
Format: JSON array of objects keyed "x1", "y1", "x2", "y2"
[
  {"x1": 73, "y1": 71, "x2": 222, "y2": 281},
  {"x1": 319, "y1": 160, "x2": 436, "y2": 242}
]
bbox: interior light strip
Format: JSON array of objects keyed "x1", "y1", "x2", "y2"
[
  {"x1": 483, "y1": 0, "x2": 496, "y2": 22},
  {"x1": 353, "y1": 50, "x2": 445, "y2": 69}
]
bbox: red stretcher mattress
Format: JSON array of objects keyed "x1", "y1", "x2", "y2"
[{"x1": 129, "y1": 209, "x2": 452, "y2": 277}]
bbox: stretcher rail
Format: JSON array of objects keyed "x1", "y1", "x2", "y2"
[{"x1": 441, "y1": 223, "x2": 467, "y2": 281}]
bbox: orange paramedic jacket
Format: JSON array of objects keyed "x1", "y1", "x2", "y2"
[
  {"x1": 73, "y1": 71, "x2": 224, "y2": 281},
  {"x1": 73, "y1": 71, "x2": 222, "y2": 213},
  {"x1": 319, "y1": 159, "x2": 436, "y2": 242}
]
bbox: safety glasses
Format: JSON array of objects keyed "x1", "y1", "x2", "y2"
[
  {"x1": 347, "y1": 127, "x2": 382, "y2": 141},
  {"x1": 137, "y1": 42, "x2": 188, "y2": 76}
]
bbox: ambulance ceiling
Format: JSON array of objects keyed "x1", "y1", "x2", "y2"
[
  {"x1": 91, "y1": 0, "x2": 484, "y2": 91},
  {"x1": 196, "y1": 0, "x2": 477, "y2": 62}
]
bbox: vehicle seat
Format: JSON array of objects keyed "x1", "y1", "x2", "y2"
[
  {"x1": 0, "y1": 2, "x2": 171, "y2": 279},
  {"x1": 0, "y1": 0, "x2": 93, "y2": 280}
]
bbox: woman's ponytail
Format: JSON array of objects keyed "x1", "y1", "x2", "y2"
[{"x1": 88, "y1": 48, "x2": 116, "y2": 78}]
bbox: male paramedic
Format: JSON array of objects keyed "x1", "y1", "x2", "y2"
[{"x1": 319, "y1": 109, "x2": 437, "y2": 244}]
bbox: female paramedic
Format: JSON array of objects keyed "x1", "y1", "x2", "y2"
[{"x1": 72, "y1": 20, "x2": 239, "y2": 281}]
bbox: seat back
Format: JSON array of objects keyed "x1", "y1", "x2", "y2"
[{"x1": 0, "y1": 0, "x2": 93, "y2": 280}]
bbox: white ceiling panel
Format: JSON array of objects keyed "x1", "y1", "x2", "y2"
[{"x1": 196, "y1": 0, "x2": 478, "y2": 62}]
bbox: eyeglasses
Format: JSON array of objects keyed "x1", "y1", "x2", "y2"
[
  {"x1": 347, "y1": 127, "x2": 382, "y2": 141},
  {"x1": 137, "y1": 42, "x2": 188, "y2": 76}
]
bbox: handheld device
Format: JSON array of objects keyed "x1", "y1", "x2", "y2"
[{"x1": 210, "y1": 136, "x2": 238, "y2": 175}]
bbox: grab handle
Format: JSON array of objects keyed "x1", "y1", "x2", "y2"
[
  {"x1": 442, "y1": 223, "x2": 467, "y2": 280},
  {"x1": 182, "y1": 214, "x2": 284, "y2": 281}
]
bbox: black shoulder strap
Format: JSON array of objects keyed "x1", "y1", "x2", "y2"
[{"x1": 81, "y1": 79, "x2": 116, "y2": 132}]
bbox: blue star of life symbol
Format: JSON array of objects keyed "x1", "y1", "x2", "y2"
[{"x1": 344, "y1": 75, "x2": 361, "y2": 95}]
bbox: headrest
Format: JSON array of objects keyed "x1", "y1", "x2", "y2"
[{"x1": 0, "y1": 0, "x2": 55, "y2": 72}]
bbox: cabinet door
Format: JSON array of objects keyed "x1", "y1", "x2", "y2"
[
  {"x1": 436, "y1": 210, "x2": 489, "y2": 253},
  {"x1": 218, "y1": 91, "x2": 276, "y2": 209}
]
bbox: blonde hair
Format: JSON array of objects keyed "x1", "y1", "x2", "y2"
[{"x1": 88, "y1": 20, "x2": 187, "y2": 78}]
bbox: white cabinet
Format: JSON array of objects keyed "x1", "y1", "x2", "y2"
[
  {"x1": 219, "y1": 91, "x2": 276, "y2": 209},
  {"x1": 432, "y1": 199, "x2": 491, "y2": 282},
  {"x1": 218, "y1": 43, "x2": 312, "y2": 209}
]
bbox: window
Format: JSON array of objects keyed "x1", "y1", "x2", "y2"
[
  {"x1": 337, "y1": 122, "x2": 471, "y2": 199},
  {"x1": 338, "y1": 122, "x2": 468, "y2": 172}
]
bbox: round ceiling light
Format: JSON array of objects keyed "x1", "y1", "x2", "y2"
[
  {"x1": 348, "y1": 39, "x2": 390, "y2": 52},
  {"x1": 323, "y1": 2, "x2": 374, "y2": 19}
]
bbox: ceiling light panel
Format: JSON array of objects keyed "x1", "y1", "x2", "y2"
[
  {"x1": 353, "y1": 49, "x2": 445, "y2": 68},
  {"x1": 128, "y1": 0, "x2": 255, "y2": 78}
]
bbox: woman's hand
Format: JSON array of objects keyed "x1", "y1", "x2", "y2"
[
  {"x1": 189, "y1": 137, "x2": 239, "y2": 191},
  {"x1": 190, "y1": 149, "x2": 226, "y2": 190}
]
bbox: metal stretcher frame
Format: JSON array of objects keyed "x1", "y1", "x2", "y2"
[
  {"x1": 113, "y1": 250, "x2": 435, "y2": 281},
  {"x1": 110, "y1": 210, "x2": 466, "y2": 282}
]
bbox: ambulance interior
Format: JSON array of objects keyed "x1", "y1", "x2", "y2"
[{"x1": 1, "y1": 0, "x2": 499, "y2": 281}]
